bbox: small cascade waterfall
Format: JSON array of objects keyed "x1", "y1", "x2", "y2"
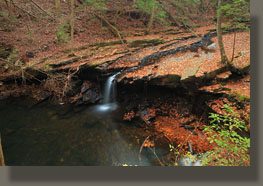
[
  {"x1": 103, "y1": 73, "x2": 119, "y2": 104},
  {"x1": 95, "y1": 73, "x2": 120, "y2": 112}
]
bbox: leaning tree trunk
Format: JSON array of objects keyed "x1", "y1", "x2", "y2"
[
  {"x1": 216, "y1": 0, "x2": 240, "y2": 74},
  {"x1": 216, "y1": 0, "x2": 229, "y2": 64}
]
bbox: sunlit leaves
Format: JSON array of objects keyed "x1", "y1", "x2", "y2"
[
  {"x1": 133, "y1": 0, "x2": 168, "y2": 25},
  {"x1": 202, "y1": 104, "x2": 250, "y2": 166},
  {"x1": 219, "y1": 0, "x2": 250, "y2": 30}
]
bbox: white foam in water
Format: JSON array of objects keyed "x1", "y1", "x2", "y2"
[
  {"x1": 94, "y1": 73, "x2": 120, "y2": 112},
  {"x1": 94, "y1": 103, "x2": 118, "y2": 112}
]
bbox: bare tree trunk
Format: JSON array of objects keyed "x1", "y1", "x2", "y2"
[
  {"x1": 231, "y1": 31, "x2": 237, "y2": 62},
  {"x1": 55, "y1": 0, "x2": 61, "y2": 18},
  {"x1": 146, "y1": 3, "x2": 155, "y2": 35},
  {"x1": 95, "y1": 14, "x2": 125, "y2": 45},
  {"x1": 216, "y1": 0, "x2": 240, "y2": 75},
  {"x1": 6, "y1": 0, "x2": 13, "y2": 17},
  {"x1": 216, "y1": 0, "x2": 229, "y2": 64},
  {"x1": 70, "y1": 0, "x2": 74, "y2": 55},
  {"x1": 0, "y1": 134, "x2": 5, "y2": 166}
]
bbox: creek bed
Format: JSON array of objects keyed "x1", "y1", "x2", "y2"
[{"x1": 0, "y1": 98, "x2": 156, "y2": 166}]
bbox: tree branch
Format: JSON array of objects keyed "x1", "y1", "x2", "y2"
[
  {"x1": 28, "y1": 0, "x2": 55, "y2": 20},
  {"x1": 95, "y1": 14, "x2": 126, "y2": 45}
]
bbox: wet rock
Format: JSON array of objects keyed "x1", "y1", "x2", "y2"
[
  {"x1": 140, "y1": 46, "x2": 188, "y2": 66},
  {"x1": 128, "y1": 39, "x2": 164, "y2": 48},
  {"x1": 71, "y1": 81, "x2": 101, "y2": 105},
  {"x1": 139, "y1": 108, "x2": 156, "y2": 124},
  {"x1": 154, "y1": 137, "x2": 170, "y2": 156}
]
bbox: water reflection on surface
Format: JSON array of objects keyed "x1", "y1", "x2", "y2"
[{"x1": 0, "y1": 98, "x2": 154, "y2": 166}]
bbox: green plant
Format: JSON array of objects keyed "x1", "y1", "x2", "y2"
[
  {"x1": 220, "y1": 0, "x2": 250, "y2": 30},
  {"x1": 55, "y1": 23, "x2": 70, "y2": 44},
  {"x1": 7, "y1": 49, "x2": 19, "y2": 64},
  {"x1": 202, "y1": 104, "x2": 250, "y2": 166},
  {"x1": 84, "y1": 0, "x2": 107, "y2": 11},
  {"x1": 133, "y1": 0, "x2": 168, "y2": 33}
]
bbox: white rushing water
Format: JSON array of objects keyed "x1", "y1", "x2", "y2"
[
  {"x1": 103, "y1": 73, "x2": 118, "y2": 104},
  {"x1": 95, "y1": 73, "x2": 120, "y2": 112}
]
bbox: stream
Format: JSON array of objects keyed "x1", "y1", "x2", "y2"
[
  {"x1": 0, "y1": 97, "x2": 157, "y2": 166},
  {"x1": 0, "y1": 72, "x2": 214, "y2": 166},
  {"x1": 0, "y1": 74, "x2": 160, "y2": 166}
]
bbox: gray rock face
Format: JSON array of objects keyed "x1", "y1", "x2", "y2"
[{"x1": 207, "y1": 43, "x2": 216, "y2": 51}]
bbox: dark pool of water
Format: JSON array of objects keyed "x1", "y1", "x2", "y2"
[{"x1": 0, "y1": 98, "x2": 156, "y2": 166}]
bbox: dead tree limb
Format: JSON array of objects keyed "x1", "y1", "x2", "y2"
[
  {"x1": 138, "y1": 136, "x2": 150, "y2": 164},
  {"x1": 29, "y1": 0, "x2": 55, "y2": 20},
  {"x1": 95, "y1": 14, "x2": 126, "y2": 45},
  {"x1": 11, "y1": 1, "x2": 38, "y2": 19}
]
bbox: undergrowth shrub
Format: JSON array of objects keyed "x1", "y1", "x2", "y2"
[
  {"x1": 202, "y1": 104, "x2": 250, "y2": 166},
  {"x1": 55, "y1": 23, "x2": 70, "y2": 44}
]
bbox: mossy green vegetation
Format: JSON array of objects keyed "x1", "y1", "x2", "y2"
[
  {"x1": 202, "y1": 104, "x2": 250, "y2": 166},
  {"x1": 55, "y1": 23, "x2": 70, "y2": 44}
]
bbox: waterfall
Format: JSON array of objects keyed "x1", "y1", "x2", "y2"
[
  {"x1": 94, "y1": 73, "x2": 119, "y2": 112},
  {"x1": 103, "y1": 73, "x2": 118, "y2": 104}
]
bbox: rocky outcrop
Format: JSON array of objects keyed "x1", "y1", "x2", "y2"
[{"x1": 70, "y1": 81, "x2": 101, "y2": 105}]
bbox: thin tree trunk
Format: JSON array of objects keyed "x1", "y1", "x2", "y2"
[
  {"x1": 95, "y1": 14, "x2": 125, "y2": 45},
  {"x1": 0, "y1": 134, "x2": 5, "y2": 166},
  {"x1": 231, "y1": 31, "x2": 237, "y2": 62},
  {"x1": 70, "y1": 0, "x2": 74, "y2": 54},
  {"x1": 216, "y1": 0, "x2": 229, "y2": 64},
  {"x1": 55, "y1": 0, "x2": 61, "y2": 18},
  {"x1": 216, "y1": 0, "x2": 240, "y2": 75},
  {"x1": 146, "y1": 3, "x2": 155, "y2": 35},
  {"x1": 7, "y1": 0, "x2": 15, "y2": 17}
]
